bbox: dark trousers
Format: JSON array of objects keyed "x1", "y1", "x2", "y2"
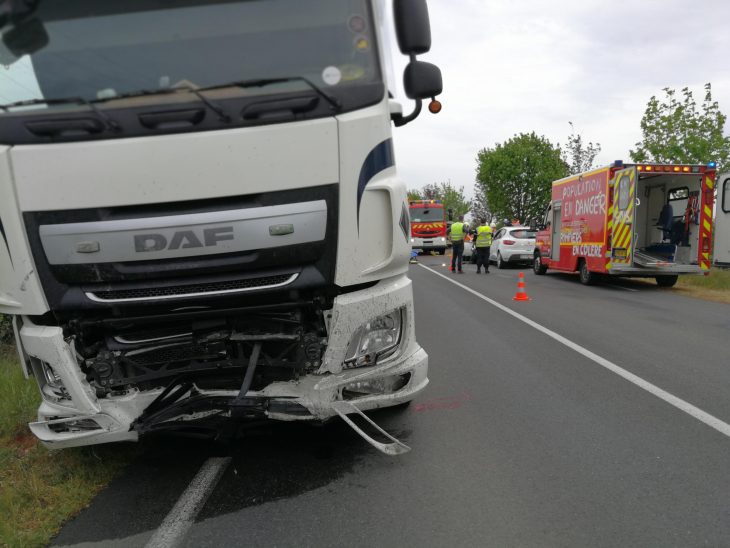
[
  {"x1": 476, "y1": 247, "x2": 490, "y2": 271},
  {"x1": 451, "y1": 241, "x2": 464, "y2": 271}
]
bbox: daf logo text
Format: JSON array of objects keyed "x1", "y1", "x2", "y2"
[{"x1": 134, "y1": 227, "x2": 234, "y2": 252}]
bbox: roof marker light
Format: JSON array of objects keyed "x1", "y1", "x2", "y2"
[
  {"x1": 646, "y1": 166, "x2": 653, "y2": 171},
  {"x1": 637, "y1": 165, "x2": 644, "y2": 171},
  {"x1": 683, "y1": 166, "x2": 690, "y2": 172},
  {"x1": 673, "y1": 166, "x2": 680, "y2": 172}
]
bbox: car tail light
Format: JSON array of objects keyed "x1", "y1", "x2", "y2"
[{"x1": 503, "y1": 240, "x2": 515, "y2": 245}]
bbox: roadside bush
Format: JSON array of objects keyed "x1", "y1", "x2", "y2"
[{"x1": 0, "y1": 314, "x2": 13, "y2": 344}]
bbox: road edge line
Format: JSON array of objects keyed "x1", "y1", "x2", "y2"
[
  {"x1": 418, "y1": 263, "x2": 730, "y2": 439},
  {"x1": 145, "y1": 456, "x2": 231, "y2": 548}
]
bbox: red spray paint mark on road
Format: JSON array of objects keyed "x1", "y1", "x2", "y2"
[{"x1": 413, "y1": 392, "x2": 471, "y2": 413}]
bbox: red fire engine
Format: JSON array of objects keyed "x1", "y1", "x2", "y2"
[
  {"x1": 533, "y1": 161, "x2": 717, "y2": 286},
  {"x1": 409, "y1": 200, "x2": 447, "y2": 255}
]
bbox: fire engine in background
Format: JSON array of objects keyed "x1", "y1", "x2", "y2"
[
  {"x1": 409, "y1": 199, "x2": 447, "y2": 255},
  {"x1": 713, "y1": 172, "x2": 730, "y2": 267},
  {"x1": 533, "y1": 161, "x2": 717, "y2": 286}
]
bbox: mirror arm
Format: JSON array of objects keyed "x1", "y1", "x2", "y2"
[{"x1": 392, "y1": 98, "x2": 422, "y2": 127}]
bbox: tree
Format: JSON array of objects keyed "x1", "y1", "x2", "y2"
[
  {"x1": 470, "y1": 183, "x2": 494, "y2": 223},
  {"x1": 630, "y1": 83, "x2": 730, "y2": 173},
  {"x1": 561, "y1": 122, "x2": 602, "y2": 175},
  {"x1": 408, "y1": 181, "x2": 470, "y2": 218},
  {"x1": 476, "y1": 132, "x2": 568, "y2": 224}
]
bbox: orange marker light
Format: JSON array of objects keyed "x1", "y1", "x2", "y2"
[
  {"x1": 683, "y1": 166, "x2": 690, "y2": 172},
  {"x1": 428, "y1": 99, "x2": 442, "y2": 114},
  {"x1": 638, "y1": 165, "x2": 644, "y2": 171},
  {"x1": 673, "y1": 166, "x2": 681, "y2": 172},
  {"x1": 646, "y1": 166, "x2": 653, "y2": 171}
]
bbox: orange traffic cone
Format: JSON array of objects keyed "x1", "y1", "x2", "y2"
[{"x1": 513, "y1": 272, "x2": 531, "y2": 301}]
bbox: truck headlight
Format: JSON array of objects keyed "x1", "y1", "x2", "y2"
[
  {"x1": 344, "y1": 308, "x2": 404, "y2": 369},
  {"x1": 410, "y1": 238, "x2": 415, "y2": 243},
  {"x1": 440, "y1": 237, "x2": 446, "y2": 242}
]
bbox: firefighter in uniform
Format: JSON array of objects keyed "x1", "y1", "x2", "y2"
[
  {"x1": 448, "y1": 215, "x2": 467, "y2": 273},
  {"x1": 474, "y1": 218, "x2": 492, "y2": 274}
]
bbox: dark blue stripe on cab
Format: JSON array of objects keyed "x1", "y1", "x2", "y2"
[
  {"x1": 0, "y1": 218, "x2": 11, "y2": 267},
  {"x1": 357, "y1": 139, "x2": 395, "y2": 228}
]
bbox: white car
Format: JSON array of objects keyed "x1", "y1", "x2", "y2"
[{"x1": 489, "y1": 226, "x2": 537, "y2": 268}]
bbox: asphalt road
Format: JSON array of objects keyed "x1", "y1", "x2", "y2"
[{"x1": 53, "y1": 255, "x2": 730, "y2": 547}]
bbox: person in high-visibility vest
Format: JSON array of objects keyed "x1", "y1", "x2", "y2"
[
  {"x1": 448, "y1": 215, "x2": 467, "y2": 273},
  {"x1": 474, "y1": 218, "x2": 493, "y2": 274}
]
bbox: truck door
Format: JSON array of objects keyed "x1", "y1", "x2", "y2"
[
  {"x1": 714, "y1": 173, "x2": 730, "y2": 266},
  {"x1": 551, "y1": 201, "x2": 561, "y2": 260},
  {"x1": 610, "y1": 167, "x2": 637, "y2": 266}
]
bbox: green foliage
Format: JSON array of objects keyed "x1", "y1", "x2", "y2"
[
  {"x1": 0, "y1": 347, "x2": 137, "y2": 547},
  {"x1": 630, "y1": 83, "x2": 730, "y2": 173},
  {"x1": 561, "y1": 122, "x2": 602, "y2": 175},
  {"x1": 470, "y1": 183, "x2": 494, "y2": 223},
  {"x1": 0, "y1": 314, "x2": 13, "y2": 344},
  {"x1": 407, "y1": 189, "x2": 422, "y2": 201},
  {"x1": 476, "y1": 132, "x2": 568, "y2": 224},
  {"x1": 408, "y1": 181, "x2": 471, "y2": 218}
]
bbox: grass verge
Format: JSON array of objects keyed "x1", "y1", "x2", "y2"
[
  {"x1": 673, "y1": 268, "x2": 730, "y2": 304},
  {"x1": 0, "y1": 345, "x2": 137, "y2": 548}
]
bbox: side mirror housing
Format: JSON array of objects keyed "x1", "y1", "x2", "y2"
[
  {"x1": 403, "y1": 61, "x2": 442, "y2": 100},
  {"x1": 1, "y1": 17, "x2": 48, "y2": 61},
  {"x1": 447, "y1": 208, "x2": 454, "y2": 221},
  {"x1": 393, "y1": 0, "x2": 432, "y2": 55},
  {"x1": 529, "y1": 219, "x2": 537, "y2": 231}
]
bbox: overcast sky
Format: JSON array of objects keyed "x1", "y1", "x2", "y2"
[
  {"x1": 388, "y1": 0, "x2": 730, "y2": 198},
  {"x1": 2, "y1": 0, "x2": 728, "y2": 202}
]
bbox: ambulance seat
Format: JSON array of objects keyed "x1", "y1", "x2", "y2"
[{"x1": 655, "y1": 203, "x2": 674, "y2": 241}]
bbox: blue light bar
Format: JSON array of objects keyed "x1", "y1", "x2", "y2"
[{"x1": 708, "y1": 161, "x2": 717, "y2": 168}]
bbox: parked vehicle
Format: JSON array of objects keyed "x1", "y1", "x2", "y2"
[
  {"x1": 533, "y1": 162, "x2": 717, "y2": 286},
  {"x1": 409, "y1": 200, "x2": 447, "y2": 255},
  {"x1": 462, "y1": 234, "x2": 475, "y2": 262},
  {"x1": 0, "y1": 0, "x2": 443, "y2": 451},
  {"x1": 489, "y1": 226, "x2": 536, "y2": 268},
  {"x1": 713, "y1": 172, "x2": 730, "y2": 267}
]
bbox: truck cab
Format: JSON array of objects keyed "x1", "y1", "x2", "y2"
[{"x1": 0, "y1": 0, "x2": 442, "y2": 448}]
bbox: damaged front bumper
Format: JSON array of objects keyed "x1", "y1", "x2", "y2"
[{"x1": 19, "y1": 275, "x2": 428, "y2": 449}]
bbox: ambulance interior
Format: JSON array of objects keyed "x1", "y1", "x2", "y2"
[{"x1": 632, "y1": 173, "x2": 703, "y2": 266}]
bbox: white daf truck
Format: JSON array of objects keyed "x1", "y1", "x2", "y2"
[{"x1": 0, "y1": 0, "x2": 442, "y2": 451}]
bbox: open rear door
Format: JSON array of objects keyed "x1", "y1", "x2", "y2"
[
  {"x1": 610, "y1": 167, "x2": 637, "y2": 266},
  {"x1": 713, "y1": 173, "x2": 730, "y2": 267}
]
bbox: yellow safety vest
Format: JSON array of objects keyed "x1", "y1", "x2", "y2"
[
  {"x1": 476, "y1": 225, "x2": 492, "y2": 247},
  {"x1": 450, "y1": 222, "x2": 465, "y2": 241}
]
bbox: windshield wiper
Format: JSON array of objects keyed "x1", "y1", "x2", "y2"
[
  {"x1": 0, "y1": 96, "x2": 122, "y2": 133},
  {"x1": 199, "y1": 77, "x2": 342, "y2": 112},
  {"x1": 93, "y1": 86, "x2": 232, "y2": 123}
]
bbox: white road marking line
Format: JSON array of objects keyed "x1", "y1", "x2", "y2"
[
  {"x1": 419, "y1": 264, "x2": 730, "y2": 440},
  {"x1": 145, "y1": 457, "x2": 231, "y2": 548}
]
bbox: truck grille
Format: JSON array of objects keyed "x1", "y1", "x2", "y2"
[{"x1": 86, "y1": 273, "x2": 298, "y2": 303}]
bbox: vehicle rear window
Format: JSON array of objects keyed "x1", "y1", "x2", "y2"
[{"x1": 510, "y1": 230, "x2": 536, "y2": 239}]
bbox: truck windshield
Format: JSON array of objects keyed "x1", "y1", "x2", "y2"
[
  {"x1": 0, "y1": 0, "x2": 381, "y2": 109},
  {"x1": 410, "y1": 209, "x2": 444, "y2": 222}
]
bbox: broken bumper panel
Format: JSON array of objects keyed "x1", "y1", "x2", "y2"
[{"x1": 19, "y1": 274, "x2": 428, "y2": 449}]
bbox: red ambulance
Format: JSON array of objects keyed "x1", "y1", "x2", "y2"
[{"x1": 533, "y1": 162, "x2": 717, "y2": 286}]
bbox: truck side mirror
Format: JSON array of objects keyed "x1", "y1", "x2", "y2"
[
  {"x1": 529, "y1": 219, "x2": 537, "y2": 231},
  {"x1": 403, "y1": 61, "x2": 443, "y2": 100},
  {"x1": 393, "y1": 0, "x2": 432, "y2": 55},
  {"x1": 447, "y1": 208, "x2": 454, "y2": 221},
  {"x1": 1, "y1": 17, "x2": 48, "y2": 63}
]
